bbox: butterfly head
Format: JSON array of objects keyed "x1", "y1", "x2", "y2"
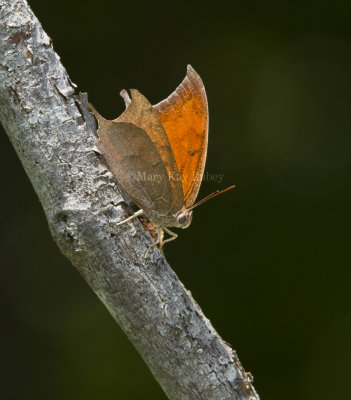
[{"x1": 175, "y1": 209, "x2": 193, "y2": 229}]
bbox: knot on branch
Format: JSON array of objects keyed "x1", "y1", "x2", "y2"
[{"x1": 50, "y1": 195, "x2": 92, "y2": 253}]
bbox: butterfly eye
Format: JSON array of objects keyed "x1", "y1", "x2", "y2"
[{"x1": 177, "y1": 213, "x2": 187, "y2": 225}]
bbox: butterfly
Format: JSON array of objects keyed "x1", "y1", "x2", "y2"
[{"x1": 88, "y1": 65, "x2": 234, "y2": 257}]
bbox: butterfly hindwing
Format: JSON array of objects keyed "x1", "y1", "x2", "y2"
[{"x1": 96, "y1": 120, "x2": 178, "y2": 223}]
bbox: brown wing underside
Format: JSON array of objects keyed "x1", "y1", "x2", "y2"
[
  {"x1": 113, "y1": 90, "x2": 184, "y2": 215},
  {"x1": 95, "y1": 121, "x2": 177, "y2": 223},
  {"x1": 154, "y1": 65, "x2": 209, "y2": 209}
]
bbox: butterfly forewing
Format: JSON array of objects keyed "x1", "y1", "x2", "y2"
[
  {"x1": 154, "y1": 65, "x2": 209, "y2": 209},
  {"x1": 113, "y1": 90, "x2": 184, "y2": 214}
]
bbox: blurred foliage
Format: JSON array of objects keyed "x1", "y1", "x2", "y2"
[{"x1": 1, "y1": 0, "x2": 351, "y2": 398}]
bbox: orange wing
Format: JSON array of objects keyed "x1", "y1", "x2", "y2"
[{"x1": 154, "y1": 65, "x2": 208, "y2": 208}]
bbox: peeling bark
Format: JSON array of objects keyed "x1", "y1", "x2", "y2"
[{"x1": 0, "y1": 1, "x2": 260, "y2": 399}]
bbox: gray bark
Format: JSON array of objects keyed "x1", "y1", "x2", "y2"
[{"x1": 0, "y1": 1, "x2": 260, "y2": 399}]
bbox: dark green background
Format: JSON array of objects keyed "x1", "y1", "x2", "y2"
[{"x1": 1, "y1": 0, "x2": 351, "y2": 399}]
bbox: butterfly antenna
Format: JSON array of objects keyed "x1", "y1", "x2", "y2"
[{"x1": 188, "y1": 185, "x2": 235, "y2": 211}]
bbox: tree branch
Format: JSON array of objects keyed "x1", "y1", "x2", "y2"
[{"x1": 0, "y1": 1, "x2": 260, "y2": 399}]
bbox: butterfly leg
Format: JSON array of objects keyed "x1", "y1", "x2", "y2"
[
  {"x1": 161, "y1": 227, "x2": 178, "y2": 249},
  {"x1": 144, "y1": 226, "x2": 164, "y2": 258},
  {"x1": 116, "y1": 209, "x2": 143, "y2": 226}
]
